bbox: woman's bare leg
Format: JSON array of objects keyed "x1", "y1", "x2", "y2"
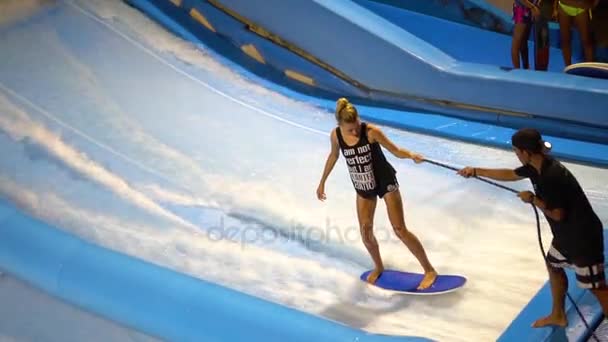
[
  {"x1": 573, "y1": 9, "x2": 594, "y2": 62},
  {"x1": 559, "y1": 5, "x2": 574, "y2": 65},
  {"x1": 512, "y1": 23, "x2": 530, "y2": 68},
  {"x1": 383, "y1": 190, "x2": 437, "y2": 289},
  {"x1": 356, "y1": 194, "x2": 383, "y2": 283}
]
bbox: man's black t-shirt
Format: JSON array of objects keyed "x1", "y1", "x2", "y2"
[{"x1": 515, "y1": 156, "x2": 604, "y2": 265}]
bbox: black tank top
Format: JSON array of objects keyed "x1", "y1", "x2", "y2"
[{"x1": 336, "y1": 122, "x2": 396, "y2": 197}]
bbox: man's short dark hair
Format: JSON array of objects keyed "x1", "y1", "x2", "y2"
[{"x1": 512, "y1": 128, "x2": 544, "y2": 154}]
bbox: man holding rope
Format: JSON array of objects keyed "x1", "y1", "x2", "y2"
[{"x1": 457, "y1": 128, "x2": 608, "y2": 328}]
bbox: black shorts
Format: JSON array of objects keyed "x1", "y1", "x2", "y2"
[
  {"x1": 546, "y1": 244, "x2": 606, "y2": 289},
  {"x1": 357, "y1": 178, "x2": 399, "y2": 199}
]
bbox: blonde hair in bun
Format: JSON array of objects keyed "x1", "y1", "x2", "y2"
[{"x1": 335, "y1": 97, "x2": 358, "y2": 124}]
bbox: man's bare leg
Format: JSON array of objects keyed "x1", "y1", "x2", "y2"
[{"x1": 533, "y1": 265, "x2": 568, "y2": 328}]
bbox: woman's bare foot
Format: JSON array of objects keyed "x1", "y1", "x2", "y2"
[
  {"x1": 417, "y1": 270, "x2": 438, "y2": 290},
  {"x1": 366, "y1": 268, "x2": 384, "y2": 284},
  {"x1": 532, "y1": 313, "x2": 568, "y2": 328}
]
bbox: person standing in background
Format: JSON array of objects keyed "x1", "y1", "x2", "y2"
[
  {"x1": 512, "y1": 0, "x2": 541, "y2": 68},
  {"x1": 554, "y1": 0, "x2": 598, "y2": 65}
]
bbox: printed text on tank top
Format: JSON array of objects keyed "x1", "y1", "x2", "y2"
[{"x1": 339, "y1": 124, "x2": 377, "y2": 192}]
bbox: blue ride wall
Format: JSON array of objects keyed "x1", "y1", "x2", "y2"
[{"x1": 131, "y1": 0, "x2": 608, "y2": 145}]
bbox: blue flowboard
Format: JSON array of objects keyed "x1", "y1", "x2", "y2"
[
  {"x1": 564, "y1": 62, "x2": 608, "y2": 79},
  {"x1": 360, "y1": 270, "x2": 467, "y2": 295}
]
